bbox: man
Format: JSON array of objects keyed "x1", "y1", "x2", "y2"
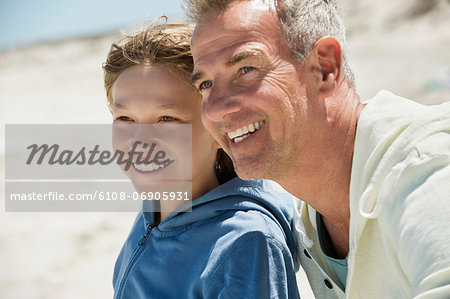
[{"x1": 184, "y1": 0, "x2": 450, "y2": 298}]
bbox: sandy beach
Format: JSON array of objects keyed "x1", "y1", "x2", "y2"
[{"x1": 1, "y1": 1, "x2": 449, "y2": 298}]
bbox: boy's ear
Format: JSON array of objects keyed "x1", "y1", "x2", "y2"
[{"x1": 309, "y1": 36, "x2": 342, "y2": 92}]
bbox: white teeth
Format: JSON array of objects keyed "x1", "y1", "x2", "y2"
[
  {"x1": 248, "y1": 123, "x2": 255, "y2": 132},
  {"x1": 227, "y1": 121, "x2": 265, "y2": 143},
  {"x1": 134, "y1": 161, "x2": 169, "y2": 173},
  {"x1": 234, "y1": 136, "x2": 244, "y2": 143},
  {"x1": 234, "y1": 133, "x2": 251, "y2": 143}
]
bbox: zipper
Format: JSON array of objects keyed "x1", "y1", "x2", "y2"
[{"x1": 115, "y1": 224, "x2": 154, "y2": 299}]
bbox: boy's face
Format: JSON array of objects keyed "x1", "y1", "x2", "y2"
[{"x1": 111, "y1": 64, "x2": 219, "y2": 195}]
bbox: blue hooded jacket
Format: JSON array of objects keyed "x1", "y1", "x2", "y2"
[{"x1": 113, "y1": 178, "x2": 300, "y2": 299}]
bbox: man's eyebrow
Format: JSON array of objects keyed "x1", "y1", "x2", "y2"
[
  {"x1": 226, "y1": 51, "x2": 265, "y2": 66},
  {"x1": 190, "y1": 51, "x2": 265, "y2": 86},
  {"x1": 190, "y1": 71, "x2": 204, "y2": 86}
]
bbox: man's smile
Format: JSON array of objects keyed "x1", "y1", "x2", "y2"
[{"x1": 227, "y1": 120, "x2": 265, "y2": 143}]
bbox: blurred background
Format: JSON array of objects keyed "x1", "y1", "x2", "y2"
[{"x1": 1, "y1": 0, "x2": 449, "y2": 298}]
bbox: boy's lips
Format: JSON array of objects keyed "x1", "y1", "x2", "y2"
[{"x1": 133, "y1": 159, "x2": 174, "y2": 173}]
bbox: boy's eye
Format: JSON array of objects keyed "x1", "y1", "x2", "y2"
[
  {"x1": 160, "y1": 116, "x2": 177, "y2": 122},
  {"x1": 116, "y1": 116, "x2": 133, "y2": 122},
  {"x1": 199, "y1": 81, "x2": 212, "y2": 90}
]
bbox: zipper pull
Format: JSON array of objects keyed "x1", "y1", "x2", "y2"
[
  {"x1": 139, "y1": 225, "x2": 153, "y2": 246},
  {"x1": 144, "y1": 225, "x2": 152, "y2": 237}
]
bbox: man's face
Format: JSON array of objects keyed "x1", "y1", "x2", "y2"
[{"x1": 191, "y1": 0, "x2": 315, "y2": 183}]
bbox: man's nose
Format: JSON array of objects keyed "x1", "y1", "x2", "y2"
[{"x1": 202, "y1": 87, "x2": 243, "y2": 122}]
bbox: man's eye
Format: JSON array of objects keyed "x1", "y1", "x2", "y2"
[
  {"x1": 116, "y1": 116, "x2": 133, "y2": 122},
  {"x1": 199, "y1": 81, "x2": 213, "y2": 90},
  {"x1": 241, "y1": 66, "x2": 255, "y2": 74},
  {"x1": 160, "y1": 116, "x2": 177, "y2": 122}
]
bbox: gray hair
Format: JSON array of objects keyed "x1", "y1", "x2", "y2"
[{"x1": 183, "y1": 0, "x2": 355, "y2": 85}]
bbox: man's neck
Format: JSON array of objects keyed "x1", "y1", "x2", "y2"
[{"x1": 286, "y1": 85, "x2": 364, "y2": 256}]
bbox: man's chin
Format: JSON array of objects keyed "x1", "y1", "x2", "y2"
[{"x1": 234, "y1": 164, "x2": 266, "y2": 181}]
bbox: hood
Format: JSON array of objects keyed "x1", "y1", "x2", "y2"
[
  {"x1": 142, "y1": 177, "x2": 298, "y2": 259},
  {"x1": 350, "y1": 90, "x2": 450, "y2": 242}
]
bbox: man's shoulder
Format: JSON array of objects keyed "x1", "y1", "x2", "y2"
[
  {"x1": 353, "y1": 91, "x2": 450, "y2": 188},
  {"x1": 359, "y1": 90, "x2": 450, "y2": 129}
]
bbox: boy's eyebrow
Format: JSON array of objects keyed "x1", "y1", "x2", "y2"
[
  {"x1": 113, "y1": 102, "x2": 127, "y2": 110},
  {"x1": 190, "y1": 51, "x2": 265, "y2": 86},
  {"x1": 113, "y1": 102, "x2": 179, "y2": 110}
]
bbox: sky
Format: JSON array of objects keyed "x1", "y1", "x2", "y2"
[{"x1": 0, "y1": 0, "x2": 185, "y2": 51}]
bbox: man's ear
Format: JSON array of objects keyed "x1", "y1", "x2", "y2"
[{"x1": 311, "y1": 36, "x2": 342, "y2": 92}]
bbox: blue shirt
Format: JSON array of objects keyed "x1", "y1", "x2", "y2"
[{"x1": 113, "y1": 178, "x2": 300, "y2": 299}]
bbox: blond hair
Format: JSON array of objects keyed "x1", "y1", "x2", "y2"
[{"x1": 102, "y1": 18, "x2": 194, "y2": 110}]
